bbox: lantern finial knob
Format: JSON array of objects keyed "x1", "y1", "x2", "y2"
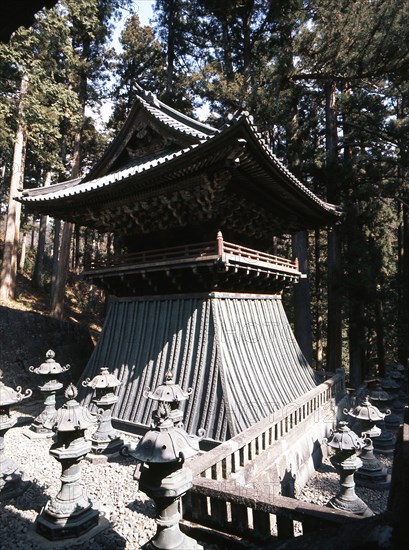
[{"x1": 65, "y1": 383, "x2": 78, "y2": 401}]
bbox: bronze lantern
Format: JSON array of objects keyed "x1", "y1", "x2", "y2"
[
  {"x1": 0, "y1": 377, "x2": 32, "y2": 499},
  {"x1": 130, "y1": 367, "x2": 204, "y2": 549},
  {"x1": 324, "y1": 421, "x2": 372, "y2": 516}
]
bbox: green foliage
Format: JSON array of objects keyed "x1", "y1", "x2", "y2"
[
  {"x1": 1, "y1": 0, "x2": 408, "y2": 371},
  {"x1": 109, "y1": 13, "x2": 167, "y2": 129},
  {"x1": 147, "y1": 0, "x2": 409, "y2": 370}
]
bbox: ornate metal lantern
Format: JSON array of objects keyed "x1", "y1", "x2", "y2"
[
  {"x1": 130, "y1": 367, "x2": 204, "y2": 549},
  {"x1": 344, "y1": 396, "x2": 389, "y2": 486},
  {"x1": 324, "y1": 422, "x2": 372, "y2": 516},
  {"x1": 368, "y1": 384, "x2": 396, "y2": 454},
  {"x1": 36, "y1": 383, "x2": 99, "y2": 541},
  {"x1": 28, "y1": 350, "x2": 70, "y2": 437},
  {"x1": 381, "y1": 377, "x2": 404, "y2": 417},
  {"x1": 82, "y1": 366, "x2": 123, "y2": 458},
  {"x1": 0, "y1": 377, "x2": 32, "y2": 499}
]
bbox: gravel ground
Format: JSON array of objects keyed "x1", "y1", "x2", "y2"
[
  {"x1": 298, "y1": 453, "x2": 392, "y2": 515},
  {"x1": 0, "y1": 404, "x2": 393, "y2": 549},
  {"x1": 1, "y1": 420, "x2": 157, "y2": 549}
]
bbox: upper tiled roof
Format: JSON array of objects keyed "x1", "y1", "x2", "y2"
[
  {"x1": 134, "y1": 85, "x2": 217, "y2": 140},
  {"x1": 19, "y1": 87, "x2": 342, "y2": 234},
  {"x1": 22, "y1": 147, "x2": 197, "y2": 203}
]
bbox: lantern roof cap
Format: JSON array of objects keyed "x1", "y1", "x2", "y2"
[
  {"x1": 391, "y1": 363, "x2": 405, "y2": 372},
  {"x1": 324, "y1": 422, "x2": 365, "y2": 451},
  {"x1": 369, "y1": 383, "x2": 390, "y2": 402},
  {"x1": 43, "y1": 383, "x2": 97, "y2": 431},
  {"x1": 145, "y1": 367, "x2": 191, "y2": 403},
  {"x1": 345, "y1": 395, "x2": 386, "y2": 422},
  {"x1": 131, "y1": 426, "x2": 200, "y2": 463},
  {"x1": 29, "y1": 349, "x2": 70, "y2": 375},
  {"x1": 0, "y1": 379, "x2": 32, "y2": 406},
  {"x1": 381, "y1": 378, "x2": 400, "y2": 390},
  {"x1": 82, "y1": 366, "x2": 121, "y2": 389}
]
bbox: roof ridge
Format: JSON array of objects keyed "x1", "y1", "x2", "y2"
[{"x1": 134, "y1": 84, "x2": 216, "y2": 137}]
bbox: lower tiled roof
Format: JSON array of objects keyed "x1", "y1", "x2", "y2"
[{"x1": 79, "y1": 292, "x2": 317, "y2": 442}]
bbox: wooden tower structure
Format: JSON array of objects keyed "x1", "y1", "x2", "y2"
[{"x1": 20, "y1": 86, "x2": 341, "y2": 442}]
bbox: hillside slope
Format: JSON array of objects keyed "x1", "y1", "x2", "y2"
[{"x1": 0, "y1": 274, "x2": 104, "y2": 396}]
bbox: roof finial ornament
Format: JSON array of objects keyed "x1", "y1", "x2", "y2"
[{"x1": 165, "y1": 366, "x2": 174, "y2": 384}]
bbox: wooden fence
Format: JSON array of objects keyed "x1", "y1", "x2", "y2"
[{"x1": 182, "y1": 371, "x2": 362, "y2": 542}]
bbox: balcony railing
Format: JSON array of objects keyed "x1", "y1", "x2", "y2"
[{"x1": 83, "y1": 231, "x2": 300, "y2": 276}]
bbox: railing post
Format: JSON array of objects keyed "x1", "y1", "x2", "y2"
[
  {"x1": 217, "y1": 230, "x2": 224, "y2": 257},
  {"x1": 276, "y1": 515, "x2": 294, "y2": 539}
]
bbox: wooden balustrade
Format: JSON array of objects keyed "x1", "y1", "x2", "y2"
[
  {"x1": 83, "y1": 232, "x2": 300, "y2": 275},
  {"x1": 183, "y1": 475, "x2": 362, "y2": 543},
  {"x1": 182, "y1": 371, "x2": 349, "y2": 543},
  {"x1": 189, "y1": 371, "x2": 345, "y2": 480}
]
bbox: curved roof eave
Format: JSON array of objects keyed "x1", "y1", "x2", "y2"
[
  {"x1": 205, "y1": 113, "x2": 342, "y2": 219},
  {"x1": 83, "y1": 88, "x2": 218, "y2": 183},
  {"x1": 19, "y1": 109, "x2": 342, "y2": 226}
]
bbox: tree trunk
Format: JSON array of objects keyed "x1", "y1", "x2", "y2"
[
  {"x1": 165, "y1": 0, "x2": 176, "y2": 97},
  {"x1": 397, "y1": 93, "x2": 409, "y2": 367},
  {"x1": 348, "y1": 299, "x2": 366, "y2": 388},
  {"x1": 50, "y1": 140, "x2": 81, "y2": 318},
  {"x1": 50, "y1": 118, "x2": 82, "y2": 319},
  {"x1": 375, "y1": 291, "x2": 385, "y2": 378},
  {"x1": 0, "y1": 74, "x2": 28, "y2": 301},
  {"x1": 33, "y1": 171, "x2": 52, "y2": 288},
  {"x1": 74, "y1": 224, "x2": 81, "y2": 273},
  {"x1": 398, "y1": 199, "x2": 409, "y2": 366},
  {"x1": 314, "y1": 228, "x2": 324, "y2": 369},
  {"x1": 51, "y1": 218, "x2": 61, "y2": 298},
  {"x1": 18, "y1": 231, "x2": 27, "y2": 273},
  {"x1": 292, "y1": 231, "x2": 313, "y2": 364},
  {"x1": 325, "y1": 80, "x2": 343, "y2": 372},
  {"x1": 50, "y1": 220, "x2": 72, "y2": 319}
]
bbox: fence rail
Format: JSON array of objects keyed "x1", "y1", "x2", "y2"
[
  {"x1": 184, "y1": 475, "x2": 361, "y2": 542},
  {"x1": 189, "y1": 371, "x2": 345, "y2": 480},
  {"x1": 183, "y1": 371, "x2": 352, "y2": 543},
  {"x1": 83, "y1": 232, "x2": 299, "y2": 274}
]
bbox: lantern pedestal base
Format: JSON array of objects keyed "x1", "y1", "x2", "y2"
[
  {"x1": 328, "y1": 494, "x2": 373, "y2": 517},
  {"x1": 24, "y1": 426, "x2": 54, "y2": 439},
  {"x1": 0, "y1": 450, "x2": 31, "y2": 501},
  {"x1": 142, "y1": 533, "x2": 203, "y2": 550},
  {"x1": 356, "y1": 438, "x2": 390, "y2": 489},
  {"x1": 355, "y1": 471, "x2": 391, "y2": 490},
  {"x1": 90, "y1": 435, "x2": 124, "y2": 457},
  {"x1": 36, "y1": 506, "x2": 100, "y2": 541},
  {"x1": 373, "y1": 434, "x2": 396, "y2": 455}
]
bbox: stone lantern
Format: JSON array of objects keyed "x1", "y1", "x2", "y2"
[
  {"x1": 0, "y1": 377, "x2": 32, "y2": 499},
  {"x1": 36, "y1": 383, "x2": 99, "y2": 541},
  {"x1": 324, "y1": 421, "x2": 372, "y2": 517},
  {"x1": 82, "y1": 365, "x2": 123, "y2": 458},
  {"x1": 368, "y1": 384, "x2": 396, "y2": 454},
  {"x1": 344, "y1": 396, "x2": 389, "y2": 486},
  {"x1": 28, "y1": 349, "x2": 70, "y2": 437},
  {"x1": 130, "y1": 367, "x2": 204, "y2": 550},
  {"x1": 381, "y1": 377, "x2": 404, "y2": 422}
]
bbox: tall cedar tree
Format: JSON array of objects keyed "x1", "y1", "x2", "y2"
[
  {"x1": 0, "y1": 13, "x2": 80, "y2": 301},
  {"x1": 50, "y1": 0, "x2": 131, "y2": 319},
  {"x1": 108, "y1": 13, "x2": 167, "y2": 131},
  {"x1": 294, "y1": 0, "x2": 409, "y2": 381}
]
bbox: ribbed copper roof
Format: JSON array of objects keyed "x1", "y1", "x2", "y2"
[{"x1": 79, "y1": 293, "x2": 317, "y2": 442}]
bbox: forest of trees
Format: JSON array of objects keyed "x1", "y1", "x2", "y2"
[{"x1": 0, "y1": 0, "x2": 408, "y2": 388}]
